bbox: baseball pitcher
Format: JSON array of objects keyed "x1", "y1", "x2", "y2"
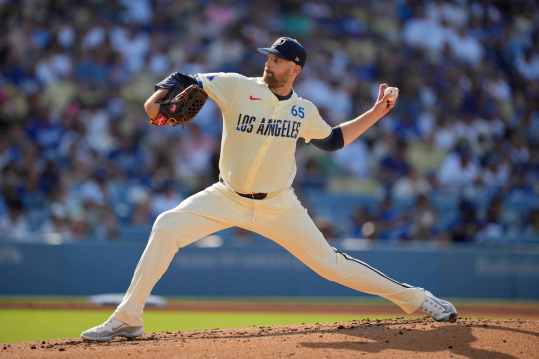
[{"x1": 82, "y1": 37, "x2": 457, "y2": 341}]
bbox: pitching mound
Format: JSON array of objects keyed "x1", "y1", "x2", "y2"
[{"x1": 2, "y1": 318, "x2": 537, "y2": 358}]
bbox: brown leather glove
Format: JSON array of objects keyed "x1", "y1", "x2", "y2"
[{"x1": 149, "y1": 84, "x2": 208, "y2": 126}]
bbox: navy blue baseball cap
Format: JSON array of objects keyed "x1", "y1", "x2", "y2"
[{"x1": 257, "y1": 37, "x2": 307, "y2": 67}]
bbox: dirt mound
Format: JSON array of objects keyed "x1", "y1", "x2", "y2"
[{"x1": 2, "y1": 318, "x2": 538, "y2": 358}]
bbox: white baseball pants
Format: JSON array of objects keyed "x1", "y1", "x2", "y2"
[{"x1": 113, "y1": 182, "x2": 426, "y2": 326}]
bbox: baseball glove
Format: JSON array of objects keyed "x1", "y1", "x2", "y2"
[{"x1": 150, "y1": 84, "x2": 208, "y2": 126}]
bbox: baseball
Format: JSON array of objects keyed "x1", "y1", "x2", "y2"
[{"x1": 384, "y1": 86, "x2": 399, "y2": 101}]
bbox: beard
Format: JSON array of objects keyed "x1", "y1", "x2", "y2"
[{"x1": 263, "y1": 69, "x2": 288, "y2": 90}]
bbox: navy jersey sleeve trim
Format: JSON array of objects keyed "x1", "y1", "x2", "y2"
[{"x1": 310, "y1": 126, "x2": 344, "y2": 152}]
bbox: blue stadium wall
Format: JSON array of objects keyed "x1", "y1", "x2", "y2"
[{"x1": 0, "y1": 241, "x2": 538, "y2": 299}]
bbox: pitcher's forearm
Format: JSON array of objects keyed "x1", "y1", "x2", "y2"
[
  {"x1": 144, "y1": 89, "x2": 169, "y2": 119},
  {"x1": 339, "y1": 109, "x2": 383, "y2": 146}
]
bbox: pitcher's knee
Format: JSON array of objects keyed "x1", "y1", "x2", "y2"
[{"x1": 152, "y1": 210, "x2": 181, "y2": 234}]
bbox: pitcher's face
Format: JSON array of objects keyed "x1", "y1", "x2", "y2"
[{"x1": 263, "y1": 54, "x2": 297, "y2": 89}]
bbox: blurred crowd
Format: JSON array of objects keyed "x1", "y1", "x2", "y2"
[{"x1": 1, "y1": 0, "x2": 539, "y2": 244}]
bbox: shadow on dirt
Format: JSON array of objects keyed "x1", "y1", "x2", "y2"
[{"x1": 300, "y1": 322, "x2": 539, "y2": 359}]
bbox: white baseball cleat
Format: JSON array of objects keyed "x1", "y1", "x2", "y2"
[
  {"x1": 421, "y1": 290, "x2": 458, "y2": 322},
  {"x1": 81, "y1": 317, "x2": 144, "y2": 342}
]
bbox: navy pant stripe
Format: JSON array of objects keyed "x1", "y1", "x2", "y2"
[{"x1": 332, "y1": 247, "x2": 413, "y2": 289}]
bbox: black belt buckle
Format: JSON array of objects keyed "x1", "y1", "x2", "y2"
[{"x1": 219, "y1": 177, "x2": 267, "y2": 200}]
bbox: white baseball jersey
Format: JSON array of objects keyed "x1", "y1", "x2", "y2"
[
  {"x1": 196, "y1": 72, "x2": 332, "y2": 194},
  {"x1": 110, "y1": 72, "x2": 428, "y2": 328}
]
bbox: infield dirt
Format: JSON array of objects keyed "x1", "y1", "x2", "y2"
[{"x1": 1, "y1": 318, "x2": 538, "y2": 359}]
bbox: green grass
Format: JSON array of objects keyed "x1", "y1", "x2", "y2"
[
  {"x1": 0, "y1": 309, "x2": 378, "y2": 343},
  {"x1": 2, "y1": 296, "x2": 537, "y2": 343}
]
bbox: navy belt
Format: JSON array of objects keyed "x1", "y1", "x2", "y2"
[{"x1": 219, "y1": 177, "x2": 268, "y2": 200}]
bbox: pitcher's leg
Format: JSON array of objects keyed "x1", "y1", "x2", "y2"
[
  {"x1": 326, "y1": 246, "x2": 425, "y2": 314},
  {"x1": 113, "y1": 210, "x2": 229, "y2": 326},
  {"x1": 256, "y1": 207, "x2": 425, "y2": 314}
]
